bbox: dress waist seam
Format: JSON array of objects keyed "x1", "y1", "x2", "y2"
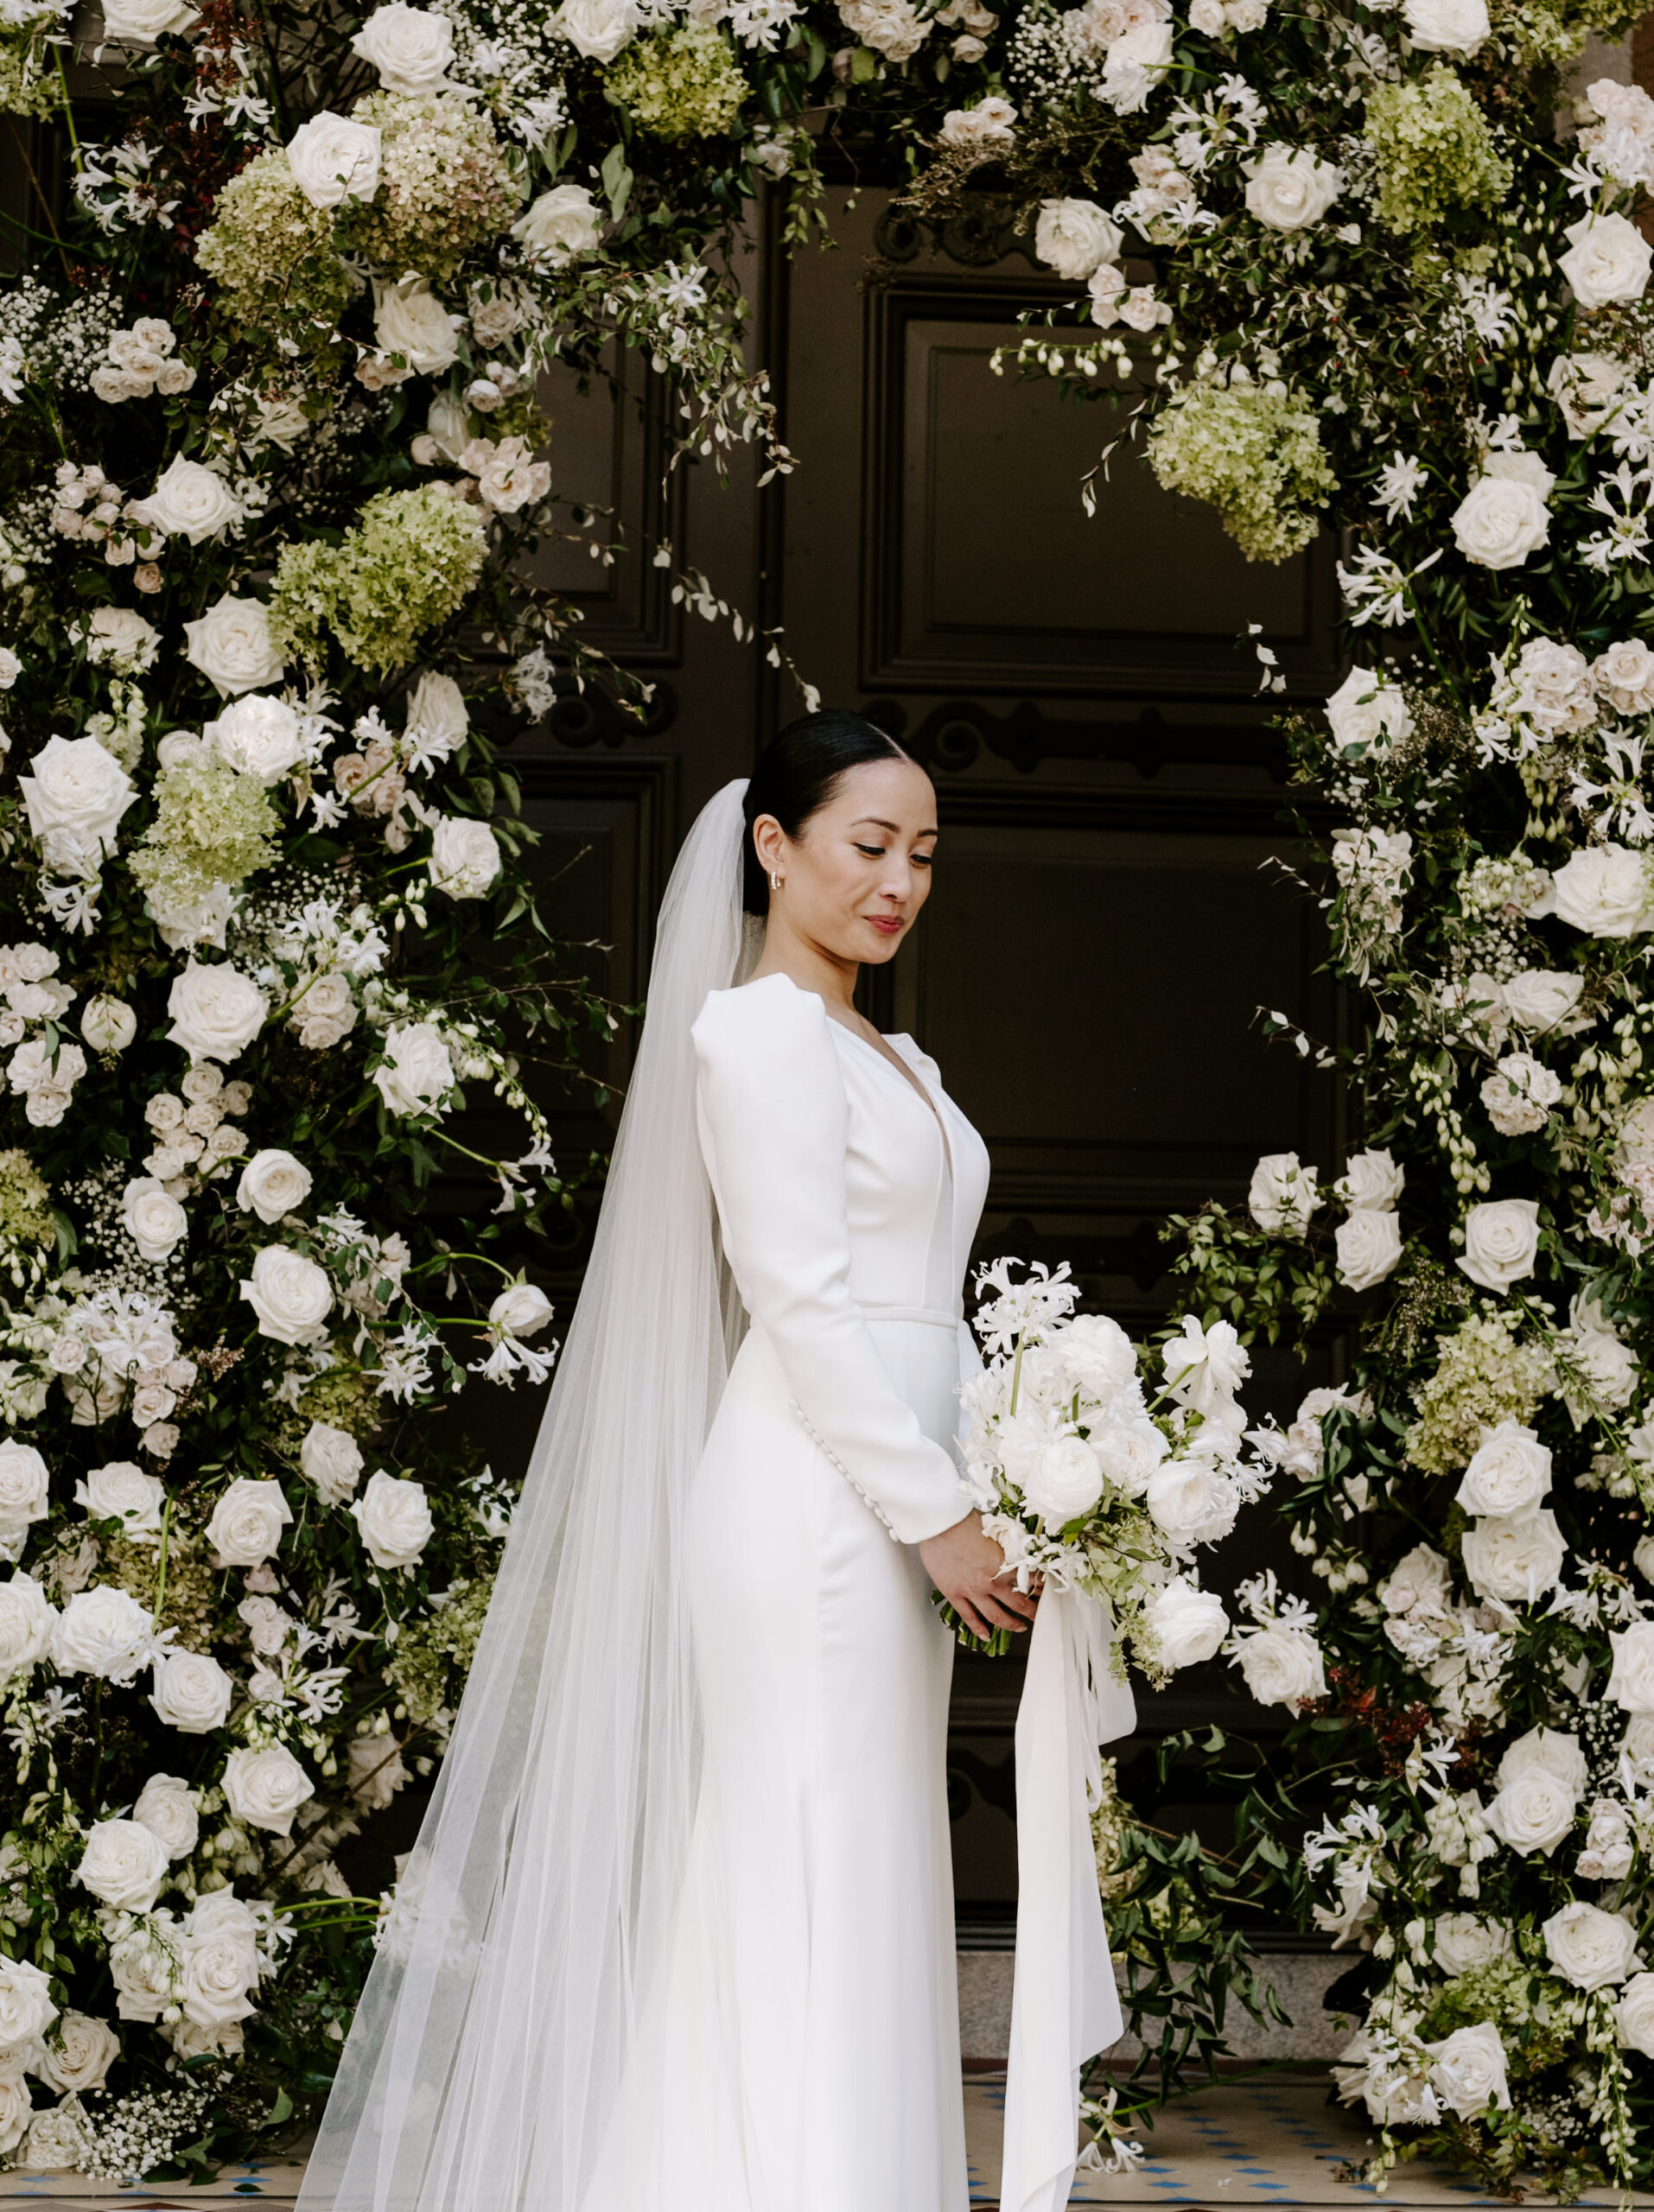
[{"x1": 856, "y1": 1300, "x2": 960, "y2": 1330}]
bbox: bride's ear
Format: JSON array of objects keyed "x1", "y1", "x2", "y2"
[{"x1": 750, "y1": 812, "x2": 788, "y2": 876}]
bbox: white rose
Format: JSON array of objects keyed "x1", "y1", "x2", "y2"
[
  {"x1": 1561, "y1": 212, "x2": 1653, "y2": 313},
  {"x1": 286, "y1": 111, "x2": 383, "y2": 208},
  {"x1": 75, "y1": 1818, "x2": 167, "y2": 1912},
  {"x1": 51, "y1": 1586, "x2": 153, "y2": 1682},
  {"x1": 1092, "y1": 1413, "x2": 1167, "y2": 1497},
  {"x1": 1048, "y1": 1313, "x2": 1135, "y2": 1406},
  {"x1": 351, "y1": 1, "x2": 453, "y2": 90},
  {"x1": 205, "y1": 1477, "x2": 293, "y2": 1567},
  {"x1": 301, "y1": 1421, "x2": 365, "y2": 1505},
  {"x1": 1615, "y1": 1970, "x2": 1654, "y2": 2056},
  {"x1": 488, "y1": 1282, "x2": 555, "y2": 1338},
  {"x1": 1551, "y1": 844, "x2": 1653, "y2": 938},
  {"x1": 1021, "y1": 1435, "x2": 1105, "y2": 1527},
  {"x1": 1325, "y1": 667, "x2": 1410, "y2": 753},
  {"x1": 1502, "y1": 969, "x2": 1585, "y2": 1034},
  {"x1": 74, "y1": 1459, "x2": 165, "y2": 1539},
  {"x1": 1566, "y1": 1326, "x2": 1637, "y2": 1421},
  {"x1": 374, "y1": 1021, "x2": 455, "y2": 1118},
  {"x1": 1480, "y1": 1052, "x2": 1562, "y2": 1136},
  {"x1": 1337, "y1": 1150, "x2": 1404, "y2": 1214},
  {"x1": 1543, "y1": 1901, "x2": 1642, "y2": 1989},
  {"x1": 1607, "y1": 1620, "x2": 1654, "y2": 1713},
  {"x1": 1456, "y1": 1421, "x2": 1551, "y2": 1518},
  {"x1": 221, "y1": 1743, "x2": 315, "y2": 1836},
  {"x1": 1451, "y1": 474, "x2": 1550, "y2": 571},
  {"x1": 1144, "y1": 1576, "x2": 1229, "y2": 1668},
  {"x1": 290, "y1": 970, "x2": 357, "y2": 1050},
  {"x1": 22, "y1": 2098, "x2": 91, "y2": 2171},
  {"x1": 240, "y1": 1247, "x2": 333, "y2": 1347},
  {"x1": 101, "y1": 0, "x2": 197, "y2": 36},
  {"x1": 1457, "y1": 1197, "x2": 1539, "y2": 1292},
  {"x1": 120, "y1": 1176, "x2": 187, "y2": 1265},
  {"x1": 80, "y1": 995, "x2": 137, "y2": 1052},
  {"x1": 405, "y1": 670, "x2": 468, "y2": 752},
  {"x1": 180, "y1": 1890, "x2": 262, "y2": 2029},
  {"x1": 1594, "y1": 637, "x2": 1654, "y2": 716},
  {"x1": 1500, "y1": 1724, "x2": 1587, "y2": 1795},
  {"x1": 429, "y1": 816, "x2": 502, "y2": 899},
  {"x1": 1243, "y1": 143, "x2": 1343, "y2": 230},
  {"x1": 1424, "y1": 2021, "x2": 1509, "y2": 2119},
  {"x1": 1402, "y1": 0, "x2": 1487, "y2": 49},
  {"x1": 349, "y1": 1469, "x2": 434, "y2": 1569},
  {"x1": 373, "y1": 276, "x2": 461, "y2": 375},
  {"x1": 1034, "y1": 197, "x2": 1123, "y2": 280},
  {"x1": 130, "y1": 1775, "x2": 199, "y2": 1860},
  {"x1": 0, "y1": 2075, "x2": 30, "y2": 2156},
  {"x1": 207, "y1": 693, "x2": 304, "y2": 785},
  {"x1": 183, "y1": 594, "x2": 285, "y2": 697},
  {"x1": 1485, "y1": 1766, "x2": 1578, "y2": 1856},
  {"x1": 0, "y1": 1440, "x2": 48, "y2": 1529},
  {"x1": 555, "y1": 0, "x2": 638, "y2": 59},
  {"x1": 1233, "y1": 1624, "x2": 1326, "y2": 1709},
  {"x1": 1247, "y1": 1151, "x2": 1322, "y2": 1234},
  {"x1": 166, "y1": 957, "x2": 269, "y2": 1067},
  {"x1": 1334, "y1": 1209, "x2": 1403, "y2": 1294},
  {"x1": 511, "y1": 183, "x2": 603, "y2": 261},
  {"x1": 19, "y1": 734, "x2": 136, "y2": 856},
  {"x1": 85, "y1": 607, "x2": 159, "y2": 671},
  {"x1": 149, "y1": 1647, "x2": 233, "y2": 1732},
  {"x1": 137, "y1": 454, "x2": 241, "y2": 547},
  {"x1": 35, "y1": 2012, "x2": 118, "y2": 2093},
  {"x1": 0, "y1": 1573, "x2": 56, "y2": 1677},
  {"x1": 1145, "y1": 1458, "x2": 1237, "y2": 1546},
  {"x1": 0, "y1": 1959, "x2": 54, "y2": 2051},
  {"x1": 1460, "y1": 1509, "x2": 1566, "y2": 1605},
  {"x1": 237, "y1": 1149, "x2": 313, "y2": 1226},
  {"x1": 1434, "y1": 1916, "x2": 1511, "y2": 1975}
]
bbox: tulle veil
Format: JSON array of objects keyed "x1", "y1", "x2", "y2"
[{"x1": 296, "y1": 778, "x2": 759, "y2": 2212}]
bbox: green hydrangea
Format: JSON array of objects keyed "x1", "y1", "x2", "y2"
[
  {"x1": 386, "y1": 1575, "x2": 494, "y2": 1723},
  {"x1": 102, "y1": 1533, "x2": 219, "y2": 1646},
  {"x1": 1405, "y1": 1312, "x2": 1555, "y2": 1473},
  {"x1": 1365, "y1": 69, "x2": 1512, "y2": 234},
  {"x1": 0, "y1": 19, "x2": 61, "y2": 120},
  {"x1": 608, "y1": 24, "x2": 748, "y2": 141},
  {"x1": 341, "y1": 93, "x2": 519, "y2": 281},
  {"x1": 0, "y1": 1149, "x2": 53, "y2": 1250},
  {"x1": 128, "y1": 758, "x2": 281, "y2": 913},
  {"x1": 269, "y1": 486, "x2": 488, "y2": 676},
  {"x1": 1148, "y1": 381, "x2": 1337, "y2": 563},
  {"x1": 194, "y1": 149, "x2": 352, "y2": 347}
]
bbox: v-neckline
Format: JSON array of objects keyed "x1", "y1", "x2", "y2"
[{"x1": 830, "y1": 1020, "x2": 955, "y2": 1185}]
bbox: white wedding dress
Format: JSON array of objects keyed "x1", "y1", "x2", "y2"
[{"x1": 582, "y1": 969, "x2": 991, "y2": 2212}]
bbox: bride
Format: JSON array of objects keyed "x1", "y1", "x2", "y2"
[{"x1": 296, "y1": 711, "x2": 1037, "y2": 2212}]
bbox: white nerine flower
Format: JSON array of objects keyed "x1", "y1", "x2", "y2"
[
  {"x1": 237, "y1": 1148, "x2": 313, "y2": 1225},
  {"x1": 351, "y1": 2, "x2": 453, "y2": 90},
  {"x1": 1456, "y1": 1198, "x2": 1539, "y2": 1292},
  {"x1": 205, "y1": 1477, "x2": 293, "y2": 1567},
  {"x1": 286, "y1": 111, "x2": 384, "y2": 208},
  {"x1": 1144, "y1": 1577, "x2": 1229, "y2": 1668},
  {"x1": 1242, "y1": 143, "x2": 1342, "y2": 230},
  {"x1": 221, "y1": 1742, "x2": 315, "y2": 1836},
  {"x1": 1542, "y1": 1901, "x2": 1643, "y2": 1989},
  {"x1": 1161, "y1": 1315, "x2": 1249, "y2": 1414},
  {"x1": 349, "y1": 1468, "x2": 435, "y2": 1569},
  {"x1": 240, "y1": 1247, "x2": 334, "y2": 1347},
  {"x1": 75, "y1": 1816, "x2": 168, "y2": 1912}
]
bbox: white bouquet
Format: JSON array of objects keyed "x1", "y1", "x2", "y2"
[{"x1": 953, "y1": 1259, "x2": 1271, "y2": 1669}]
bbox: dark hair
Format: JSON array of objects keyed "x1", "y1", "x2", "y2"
[{"x1": 741, "y1": 710, "x2": 916, "y2": 916}]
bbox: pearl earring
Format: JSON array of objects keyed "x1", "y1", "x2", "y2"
[{"x1": 769, "y1": 871, "x2": 782, "y2": 891}]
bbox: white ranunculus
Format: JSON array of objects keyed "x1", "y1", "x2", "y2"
[
  {"x1": 1615, "y1": 1971, "x2": 1654, "y2": 2056},
  {"x1": 374, "y1": 1021, "x2": 455, "y2": 1118},
  {"x1": 1145, "y1": 1458, "x2": 1237, "y2": 1546},
  {"x1": 350, "y1": 1469, "x2": 435, "y2": 1569},
  {"x1": 131, "y1": 1774, "x2": 199, "y2": 1859},
  {"x1": 1402, "y1": 0, "x2": 1486, "y2": 48},
  {"x1": 1022, "y1": 1435, "x2": 1105, "y2": 1528},
  {"x1": 1460, "y1": 1509, "x2": 1566, "y2": 1605},
  {"x1": 0, "y1": 1573, "x2": 56, "y2": 1677},
  {"x1": 1551, "y1": 844, "x2": 1654, "y2": 938},
  {"x1": 1451, "y1": 473, "x2": 1550, "y2": 571},
  {"x1": 120, "y1": 1176, "x2": 187, "y2": 1264},
  {"x1": 511, "y1": 183, "x2": 604, "y2": 260},
  {"x1": 429, "y1": 816, "x2": 503, "y2": 899},
  {"x1": 240, "y1": 1247, "x2": 333, "y2": 1348},
  {"x1": 166, "y1": 958, "x2": 268, "y2": 1065},
  {"x1": 237, "y1": 1148, "x2": 312, "y2": 1226},
  {"x1": 1334, "y1": 1209, "x2": 1403, "y2": 1294},
  {"x1": 80, "y1": 995, "x2": 137, "y2": 1052},
  {"x1": 1485, "y1": 1765, "x2": 1578, "y2": 1856},
  {"x1": 1247, "y1": 1151, "x2": 1322, "y2": 1235},
  {"x1": 1457, "y1": 1421, "x2": 1551, "y2": 1519},
  {"x1": 1424, "y1": 2021, "x2": 1509, "y2": 2119},
  {"x1": 137, "y1": 454, "x2": 240, "y2": 547},
  {"x1": 1457, "y1": 1197, "x2": 1539, "y2": 1292},
  {"x1": 19, "y1": 734, "x2": 137, "y2": 856},
  {"x1": 351, "y1": 1, "x2": 452, "y2": 89},
  {"x1": 1607, "y1": 1620, "x2": 1654, "y2": 1712},
  {"x1": 1543, "y1": 1901, "x2": 1642, "y2": 1989},
  {"x1": 183, "y1": 594, "x2": 285, "y2": 697},
  {"x1": 373, "y1": 276, "x2": 462, "y2": 375},
  {"x1": 221, "y1": 1743, "x2": 315, "y2": 1836},
  {"x1": 0, "y1": 1440, "x2": 48, "y2": 1530},
  {"x1": 1594, "y1": 637, "x2": 1654, "y2": 716},
  {"x1": 74, "y1": 1459, "x2": 164, "y2": 1539},
  {"x1": 208, "y1": 693, "x2": 304, "y2": 785},
  {"x1": 1434, "y1": 1915, "x2": 1511, "y2": 1976},
  {"x1": 180, "y1": 1890, "x2": 261, "y2": 2030},
  {"x1": 286, "y1": 111, "x2": 383, "y2": 208},
  {"x1": 149, "y1": 1648, "x2": 233, "y2": 1732},
  {"x1": 35, "y1": 2011, "x2": 118, "y2": 2093},
  {"x1": 1325, "y1": 667, "x2": 1411, "y2": 754},
  {"x1": 1034, "y1": 196, "x2": 1123, "y2": 279},
  {"x1": 1561, "y1": 212, "x2": 1653, "y2": 312},
  {"x1": 205, "y1": 1478, "x2": 293, "y2": 1567},
  {"x1": 555, "y1": 0, "x2": 638, "y2": 59},
  {"x1": 301, "y1": 1421, "x2": 365, "y2": 1505},
  {"x1": 51, "y1": 1586, "x2": 154, "y2": 1682},
  {"x1": 488, "y1": 1282, "x2": 555, "y2": 1338},
  {"x1": 1233, "y1": 1624, "x2": 1326, "y2": 1710},
  {"x1": 1092, "y1": 1414, "x2": 1167, "y2": 1497},
  {"x1": 1243, "y1": 143, "x2": 1342, "y2": 229},
  {"x1": 1502, "y1": 969, "x2": 1585, "y2": 1034},
  {"x1": 0, "y1": 1958, "x2": 55, "y2": 2051},
  {"x1": 75, "y1": 1818, "x2": 167, "y2": 1912},
  {"x1": 1145, "y1": 1577, "x2": 1229, "y2": 1668}
]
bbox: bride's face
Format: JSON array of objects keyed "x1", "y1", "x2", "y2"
[{"x1": 758, "y1": 758, "x2": 938, "y2": 967}]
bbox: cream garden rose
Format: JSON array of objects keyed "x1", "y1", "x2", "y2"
[
  {"x1": 350, "y1": 1, "x2": 453, "y2": 90},
  {"x1": 181, "y1": 1889, "x2": 263, "y2": 2030},
  {"x1": 555, "y1": 0, "x2": 639, "y2": 60},
  {"x1": 373, "y1": 276, "x2": 462, "y2": 376},
  {"x1": 183, "y1": 594, "x2": 286, "y2": 696},
  {"x1": 19, "y1": 734, "x2": 137, "y2": 856},
  {"x1": 1034, "y1": 197, "x2": 1123, "y2": 280},
  {"x1": 1551, "y1": 843, "x2": 1654, "y2": 938},
  {"x1": 0, "y1": 1957, "x2": 55, "y2": 2050},
  {"x1": 1607, "y1": 1620, "x2": 1654, "y2": 1712},
  {"x1": 131, "y1": 1774, "x2": 200, "y2": 1859},
  {"x1": 0, "y1": 1440, "x2": 49, "y2": 1531},
  {"x1": 1434, "y1": 1916, "x2": 1511, "y2": 1974},
  {"x1": 351, "y1": 1469, "x2": 435, "y2": 1569},
  {"x1": 1242, "y1": 143, "x2": 1343, "y2": 229},
  {"x1": 74, "y1": 1459, "x2": 165, "y2": 1539},
  {"x1": 222, "y1": 1743, "x2": 315, "y2": 1836},
  {"x1": 52, "y1": 1586, "x2": 154, "y2": 1681},
  {"x1": 205, "y1": 1477, "x2": 293, "y2": 1567},
  {"x1": 286, "y1": 111, "x2": 383, "y2": 207},
  {"x1": 1231, "y1": 1624, "x2": 1326, "y2": 1709},
  {"x1": 166, "y1": 957, "x2": 269, "y2": 1064},
  {"x1": 1457, "y1": 1198, "x2": 1539, "y2": 1292},
  {"x1": 101, "y1": 0, "x2": 199, "y2": 37},
  {"x1": 0, "y1": 1573, "x2": 55, "y2": 1675},
  {"x1": 1021, "y1": 1436, "x2": 1106, "y2": 1527},
  {"x1": 237, "y1": 1148, "x2": 313, "y2": 1225},
  {"x1": 301, "y1": 1420, "x2": 366, "y2": 1504},
  {"x1": 74, "y1": 1817, "x2": 168, "y2": 1913},
  {"x1": 1401, "y1": 0, "x2": 1487, "y2": 50},
  {"x1": 1460, "y1": 1508, "x2": 1566, "y2": 1605},
  {"x1": 1616, "y1": 1971, "x2": 1654, "y2": 2057},
  {"x1": 1247, "y1": 1151, "x2": 1322, "y2": 1234},
  {"x1": 1456, "y1": 1421, "x2": 1551, "y2": 1518},
  {"x1": 374, "y1": 1021, "x2": 455, "y2": 1117},
  {"x1": 429, "y1": 816, "x2": 503, "y2": 899},
  {"x1": 1451, "y1": 468, "x2": 1551, "y2": 571},
  {"x1": 36, "y1": 2010, "x2": 118, "y2": 2093},
  {"x1": 121, "y1": 1176, "x2": 188, "y2": 1262},
  {"x1": 1145, "y1": 1457, "x2": 1237, "y2": 1546},
  {"x1": 240, "y1": 1247, "x2": 334, "y2": 1347},
  {"x1": 1144, "y1": 1576, "x2": 1228, "y2": 1667},
  {"x1": 512, "y1": 184, "x2": 604, "y2": 260},
  {"x1": 1560, "y1": 211, "x2": 1652, "y2": 311},
  {"x1": 1324, "y1": 669, "x2": 1411, "y2": 754},
  {"x1": 149, "y1": 1647, "x2": 234, "y2": 1732},
  {"x1": 137, "y1": 454, "x2": 240, "y2": 544},
  {"x1": 80, "y1": 994, "x2": 137, "y2": 1052},
  {"x1": 1543, "y1": 1901, "x2": 1642, "y2": 1989},
  {"x1": 209, "y1": 694, "x2": 305, "y2": 785},
  {"x1": 1334, "y1": 1209, "x2": 1403, "y2": 1293},
  {"x1": 1501, "y1": 969, "x2": 1584, "y2": 1033}
]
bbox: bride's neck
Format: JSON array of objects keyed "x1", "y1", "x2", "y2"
[{"x1": 748, "y1": 920, "x2": 860, "y2": 1015}]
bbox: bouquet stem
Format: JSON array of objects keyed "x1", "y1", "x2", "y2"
[{"x1": 931, "y1": 1591, "x2": 1014, "y2": 1658}]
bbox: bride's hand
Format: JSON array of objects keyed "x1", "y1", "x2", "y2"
[{"x1": 918, "y1": 1513, "x2": 1040, "y2": 1643}]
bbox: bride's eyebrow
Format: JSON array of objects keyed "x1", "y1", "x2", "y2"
[{"x1": 850, "y1": 817, "x2": 938, "y2": 837}]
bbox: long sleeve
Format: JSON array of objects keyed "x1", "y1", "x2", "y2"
[{"x1": 691, "y1": 976, "x2": 970, "y2": 1546}]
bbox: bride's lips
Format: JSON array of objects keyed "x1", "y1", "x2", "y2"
[{"x1": 867, "y1": 915, "x2": 904, "y2": 936}]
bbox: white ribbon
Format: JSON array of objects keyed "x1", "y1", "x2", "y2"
[{"x1": 999, "y1": 1586, "x2": 1137, "y2": 2212}]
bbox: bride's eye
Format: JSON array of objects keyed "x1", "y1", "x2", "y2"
[{"x1": 855, "y1": 842, "x2": 886, "y2": 857}]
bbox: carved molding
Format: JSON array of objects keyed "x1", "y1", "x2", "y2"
[{"x1": 870, "y1": 695, "x2": 1293, "y2": 783}]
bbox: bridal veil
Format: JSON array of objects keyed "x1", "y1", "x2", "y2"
[{"x1": 296, "y1": 779, "x2": 756, "y2": 2212}]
